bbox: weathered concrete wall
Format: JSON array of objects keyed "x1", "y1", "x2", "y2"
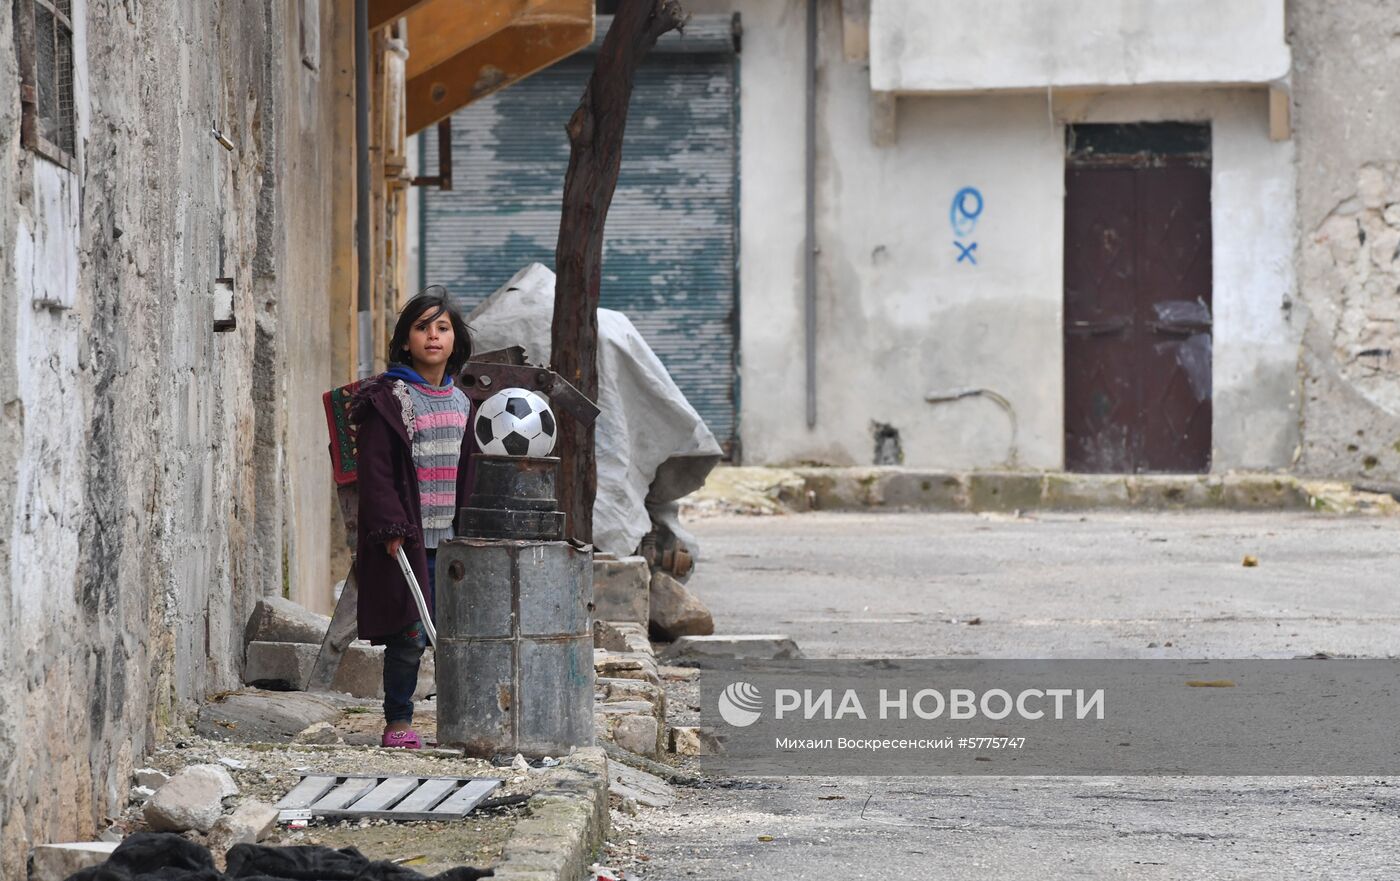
[
  {"x1": 720, "y1": 0, "x2": 1298, "y2": 470},
  {"x1": 276, "y1": 0, "x2": 345, "y2": 616},
  {"x1": 870, "y1": 0, "x2": 1290, "y2": 93},
  {"x1": 0, "y1": 0, "x2": 341, "y2": 872},
  {"x1": 1288, "y1": 0, "x2": 1400, "y2": 481}
]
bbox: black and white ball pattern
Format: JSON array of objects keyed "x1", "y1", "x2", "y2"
[{"x1": 474, "y1": 387, "x2": 557, "y2": 457}]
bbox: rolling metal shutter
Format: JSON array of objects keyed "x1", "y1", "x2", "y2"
[{"x1": 420, "y1": 16, "x2": 739, "y2": 451}]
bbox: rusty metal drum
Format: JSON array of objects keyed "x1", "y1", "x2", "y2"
[
  {"x1": 456, "y1": 455, "x2": 565, "y2": 541},
  {"x1": 434, "y1": 536, "x2": 594, "y2": 758}
]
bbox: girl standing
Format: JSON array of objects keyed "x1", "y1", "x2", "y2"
[{"x1": 351, "y1": 288, "x2": 473, "y2": 748}]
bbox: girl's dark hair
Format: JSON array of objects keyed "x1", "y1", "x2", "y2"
[{"x1": 388, "y1": 286, "x2": 473, "y2": 377}]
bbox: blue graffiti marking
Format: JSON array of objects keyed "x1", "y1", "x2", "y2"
[
  {"x1": 950, "y1": 186, "x2": 984, "y2": 267},
  {"x1": 950, "y1": 187, "x2": 984, "y2": 237}
]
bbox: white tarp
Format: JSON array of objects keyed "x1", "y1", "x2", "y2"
[{"x1": 466, "y1": 264, "x2": 723, "y2": 557}]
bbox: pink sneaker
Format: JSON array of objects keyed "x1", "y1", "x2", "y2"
[{"x1": 381, "y1": 729, "x2": 423, "y2": 749}]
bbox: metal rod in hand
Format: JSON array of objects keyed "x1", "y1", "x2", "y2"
[{"x1": 395, "y1": 546, "x2": 438, "y2": 647}]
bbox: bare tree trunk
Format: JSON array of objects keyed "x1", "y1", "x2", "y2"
[{"x1": 552, "y1": 1, "x2": 686, "y2": 544}]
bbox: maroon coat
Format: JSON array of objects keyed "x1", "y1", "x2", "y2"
[{"x1": 351, "y1": 375, "x2": 474, "y2": 642}]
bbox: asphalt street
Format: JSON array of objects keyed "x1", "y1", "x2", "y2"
[{"x1": 619, "y1": 511, "x2": 1400, "y2": 880}]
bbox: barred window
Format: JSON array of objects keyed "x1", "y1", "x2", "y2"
[{"x1": 15, "y1": 0, "x2": 76, "y2": 169}]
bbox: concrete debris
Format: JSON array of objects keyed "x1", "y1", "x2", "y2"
[
  {"x1": 611, "y1": 715, "x2": 662, "y2": 758},
  {"x1": 659, "y1": 665, "x2": 700, "y2": 682},
  {"x1": 134, "y1": 767, "x2": 170, "y2": 790},
  {"x1": 207, "y1": 800, "x2": 280, "y2": 853},
  {"x1": 28, "y1": 843, "x2": 120, "y2": 881},
  {"x1": 610, "y1": 621, "x2": 653, "y2": 655},
  {"x1": 243, "y1": 641, "x2": 433, "y2": 700},
  {"x1": 598, "y1": 701, "x2": 660, "y2": 719},
  {"x1": 658, "y1": 634, "x2": 803, "y2": 666},
  {"x1": 143, "y1": 764, "x2": 239, "y2": 833},
  {"x1": 608, "y1": 762, "x2": 675, "y2": 808},
  {"x1": 593, "y1": 619, "x2": 630, "y2": 652},
  {"x1": 669, "y1": 726, "x2": 722, "y2": 756},
  {"x1": 596, "y1": 677, "x2": 666, "y2": 717},
  {"x1": 592, "y1": 557, "x2": 651, "y2": 625},
  {"x1": 196, "y1": 690, "x2": 341, "y2": 743},
  {"x1": 511, "y1": 753, "x2": 531, "y2": 773},
  {"x1": 293, "y1": 721, "x2": 342, "y2": 744},
  {"x1": 648, "y1": 571, "x2": 715, "y2": 641},
  {"x1": 243, "y1": 596, "x2": 332, "y2": 646},
  {"x1": 594, "y1": 650, "x2": 661, "y2": 685},
  {"x1": 218, "y1": 757, "x2": 248, "y2": 770}
]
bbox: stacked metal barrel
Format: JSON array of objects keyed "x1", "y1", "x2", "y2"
[{"x1": 434, "y1": 455, "x2": 595, "y2": 758}]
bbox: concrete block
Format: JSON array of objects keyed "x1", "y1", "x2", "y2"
[
  {"x1": 597, "y1": 700, "x2": 658, "y2": 718},
  {"x1": 196, "y1": 690, "x2": 341, "y2": 743},
  {"x1": 1042, "y1": 473, "x2": 1130, "y2": 509},
  {"x1": 608, "y1": 762, "x2": 675, "y2": 808},
  {"x1": 878, "y1": 471, "x2": 965, "y2": 509},
  {"x1": 611, "y1": 715, "x2": 661, "y2": 757},
  {"x1": 593, "y1": 619, "x2": 629, "y2": 652},
  {"x1": 143, "y1": 764, "x2": 238, "y2": 832},
  {"x1": 28, "y1": 843, "x2": 119, "y2": 881},
  {"x1": 609, "y1": 622, "x2": 652, "y2": 656},
  {"x1": 134, "y1": 767, "x2": 170, "y2": 789},
  {"x1": 1222, "y1": 474, "x2": 1310, "y2": 509},
  {"x1": 243, "y1": 641, "x2": 315, "y2": 690},
  {"x1": 649, "y1": 572, "x2": 714, "y2": 641},
  {"x1": 669, "y1": 726, "x2": 721, "y2": 756},
  {"x1": 592, "y1": 557, "x2": 650, "y2": 625},
  {"x1": 595, "y1": 678, "x2": 665, "y2": 717},
  {"x1": 593, "y1": 650, "x2": 660, "y2": 685},
  {"x1": 243, "y1": 640, "x2": 432, "y2": 700},
  {"x1": 243, "y1": 596, "x2": 331, "y2": 646},
  {"x1": 659, "y1": 634, "x2": 803, "y2": 667},
  {"x1": 794, "y1": 468, "x2": 884, "y2": 510},
  {"x1": 208, "y1": 800, "x2": 279, "y2": 851},
  {"x1": 966, "y1": 472, "x2": 1045, "y2": 512},
  {"x1": 659, "y1": 665, "x2": 700, "y2": 682},
  {"x1": 1127, "y1": 475, "x2": 1223, "y2": 509}
]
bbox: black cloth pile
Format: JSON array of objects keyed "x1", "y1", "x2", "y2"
[{"x1": 69, "y1": 833, "x2": 493, "y2": 881}]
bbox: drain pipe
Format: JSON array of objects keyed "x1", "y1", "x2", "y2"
[
  {"x1": 803, "y1": 0, "x2": 818, "y2": 428},
  {"x1": 355, "y1": 0, "x2": 374, "y2": 379}
]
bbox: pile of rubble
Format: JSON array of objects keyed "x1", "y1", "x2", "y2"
[
  {"x1": 590, "y1": 555, "x2": 799, "y2": 763},
  {"x1": 241, "y1": 595, "x2": 433, "y2": 701}
]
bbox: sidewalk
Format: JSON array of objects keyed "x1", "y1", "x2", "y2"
[{"x1": 681, "y1": 465, "x2": 1400, "y2": 517}]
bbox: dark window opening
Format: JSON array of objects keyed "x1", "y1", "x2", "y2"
[{"x1": 14, "y1": 0, "x2": 77, "y2": 168}]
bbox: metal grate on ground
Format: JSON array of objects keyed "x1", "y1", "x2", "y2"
[{"x1": 275, "y1": 774, "x2": 502, "y2": 822}]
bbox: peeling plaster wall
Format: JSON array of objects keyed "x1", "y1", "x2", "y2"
[
  {"x1": 1288, "y1": 0, "x2": 1400, "y2": 481},
  {"x1": 0, "y1": 1, "x2": 340, "y2": 871},
  {"x1": 720, "y1": 0, "x2": 1298, "y2": 470}
]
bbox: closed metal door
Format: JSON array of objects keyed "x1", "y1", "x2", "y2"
[
  {"x1": 1064, "y1": 124, "x2": 1213, "y2": 473},
  {"x1": 421, "y1": 49, "x2": 739, "y2": 453}
]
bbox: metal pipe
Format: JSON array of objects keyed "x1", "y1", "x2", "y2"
[
  {"x1": 803, "y1": 0, "x2": 818, "y2": 428},
  {"x1": 355, "y1": 0, "x2": 374, "y2": 379}
]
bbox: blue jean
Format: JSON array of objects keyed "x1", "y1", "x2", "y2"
[{"x1": 383, "y1": 549, "x2": 435, "y2": 725}]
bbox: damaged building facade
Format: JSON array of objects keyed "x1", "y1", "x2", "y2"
[
  {"x1": 419, "y1": 0, "x2": 1398, "y2": 478},
  {"x1": 727, "y1": 0, "x2": 1400, "y2": 476},
  {"x1": 0, "y1": 0, "x2": 591, "y2": 872}
]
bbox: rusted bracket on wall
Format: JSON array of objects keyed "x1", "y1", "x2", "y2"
[{"x1": 410, "y1": 119, "x2": 453, "y2": 190}]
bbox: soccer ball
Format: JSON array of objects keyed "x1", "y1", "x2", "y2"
[{"x1": 473, "y1": 387, "x2": 557, "y2": 457}]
